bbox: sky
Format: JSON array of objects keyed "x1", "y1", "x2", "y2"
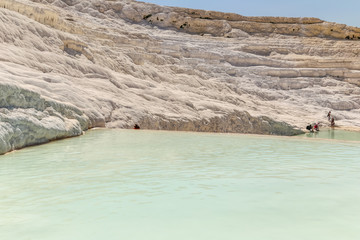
[{"x1": 140, "y1": 0, "x2": 360, "y2": 27}]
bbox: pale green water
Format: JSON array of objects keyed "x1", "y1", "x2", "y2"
[
  {"x1": 301, "y1": 128, "x2": 360, "y2": 141},
  {"x1": 0, "y1": 129, "x2": 360, "y2": 240}
]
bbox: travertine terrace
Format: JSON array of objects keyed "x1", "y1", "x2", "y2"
[{"x1": 1, "y1": 0, "x2": 360, "y2": 154}]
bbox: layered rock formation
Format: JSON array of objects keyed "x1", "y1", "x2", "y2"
[{"x1": 1, "y1": 0, "x2": 360, "y2": 154}]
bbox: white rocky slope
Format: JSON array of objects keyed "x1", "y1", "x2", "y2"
[{"x1": 1, "y1": 0, "x2": 360, "y2": 154}]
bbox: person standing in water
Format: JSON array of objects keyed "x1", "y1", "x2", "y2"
[{"x1": 331, "y1": 117, "x2": 335, "y2": 127}]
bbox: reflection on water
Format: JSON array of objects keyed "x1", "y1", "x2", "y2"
[
  {"x1": 302, "y1": 129, "x2": 360, "y2": 141},
  {"x1": 0, "y1": 129, "x2": 360, "y2": 240}
]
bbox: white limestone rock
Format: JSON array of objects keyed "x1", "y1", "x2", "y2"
[
  {"x1": 1, "y1": 0, "x2": 360, "y2": 154},
  {"x1": 0, "y1": 107, "x2": 83, "y2": 153}
]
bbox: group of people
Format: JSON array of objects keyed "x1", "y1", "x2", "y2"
[
  {"x1": 306, "y1": 122, "x2": 320, "y2": 132},
  {"x1": 306, "y1": 110, "x2": 336, "y2": 132}
]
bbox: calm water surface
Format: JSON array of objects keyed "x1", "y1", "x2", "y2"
[{"x1": 0, "y1": 129, "x2": 360, "y2": 240}]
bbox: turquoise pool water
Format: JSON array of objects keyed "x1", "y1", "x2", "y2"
[
  {"x1": 0, "y1": 129, "x2": 360, "y2": 240},
  {"x1": 301, "y1": 128, "x2": 360, "y2": 141}
]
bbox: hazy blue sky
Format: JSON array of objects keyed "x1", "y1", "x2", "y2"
[{"x1": 140, "y1": 0, "x2": 360, "y2": 27}]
